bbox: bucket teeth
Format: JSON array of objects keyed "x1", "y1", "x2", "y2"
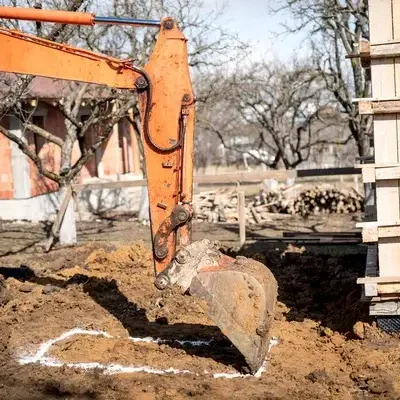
[
  {"x1": 189, "y1": 256, "x2": 277, "y2": 374},
  {"x1": 154, "y1": 240, "x2": 277, "y2": 374}
]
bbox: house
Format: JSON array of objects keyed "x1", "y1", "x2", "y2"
[{"x1": 0, "y1": 76, "x2": 142, "y2": 201}]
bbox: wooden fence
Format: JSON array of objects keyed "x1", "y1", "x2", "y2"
[
  {"x1": 45, "y1": 166, "x2": 361, "y2": 251},
  {"x1": 72, "y1": 167, "x2": 361, "y2": 192}
]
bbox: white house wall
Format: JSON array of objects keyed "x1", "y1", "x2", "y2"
[{"x1": 0, "y1": 186, "x2": 142, "y2": 222}]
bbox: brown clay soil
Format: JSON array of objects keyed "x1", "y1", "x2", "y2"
[{"x1": 0, "y1": 214, "x2": 400, "y2": 399}]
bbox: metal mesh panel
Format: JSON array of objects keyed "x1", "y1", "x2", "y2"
[{"x1": 377, "y1": 317, "x2": 400, "y2": 333}]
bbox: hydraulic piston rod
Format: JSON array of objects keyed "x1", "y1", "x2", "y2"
[
  {"x1": 0, "y1": 6, "x2": 161, "y2": 27},
  {"x1": 93, "y1": 16, "x2": 161, "y2": 27}
]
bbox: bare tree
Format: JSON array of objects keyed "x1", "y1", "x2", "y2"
[
  {"x1": 75, "y1": 0, "x2": 249, "y2": 176},
  {"x1": 197, "y1": 59, "x2": 349, "y2": 169},
  {"x1": 1, "y1": 0, "x2": 246, "y2": 184},
  {"x1": 0, "y1": 0, "x2": 247, "y2": 244},
  {"x1": 269, "y1": 0, "x2": 371, "y2": 157},
  {"x1": 0, "y1": 0, "x2": 105, "y2": 187}
]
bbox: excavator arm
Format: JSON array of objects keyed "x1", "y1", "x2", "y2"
[
  {"x1": 0, "y1": 11, "x2": 194, "y2": 274},
  {"x1": 0, "y1": 6, "x2": 277, "y2": 374}
]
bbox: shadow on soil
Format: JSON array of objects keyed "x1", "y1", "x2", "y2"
[
  {"x1": 0, "y1": 265, "x2": 247, "y2": 372},
  {"x1": 228, "y1": 240, "x2": 372, "y2": 335}
]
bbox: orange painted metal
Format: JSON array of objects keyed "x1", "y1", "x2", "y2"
[
  {"x1": 0, "y1": 10, "x2": 278, "y2": 372},
  {"x1": 0, "y1": 6, "x2": 94, "y2": 25},
  {"x1": 0, "y1": 13, "x2": 195, "y2": 275},
  {"x1": 0, "y1": 28, "x2": 140, "y2": 88},
  {"x1": 138, "y1": 18, "x2": 195, "y2": 273},
  {"x1": 179, "y1": 94, "x2": 195, "y2": 247}
]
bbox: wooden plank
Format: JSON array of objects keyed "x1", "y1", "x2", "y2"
[
  {"x1": 397, "y1": 115, "x2": 400, "y2": 166},
  {"x1": 365, "y1": 282, "x2": 378, "y2": 297},
  {"x1": 358, "y1": 276, "x2": 400, "y2": 284},
  {"x1": 358, "y1": 223, "x2": 400, "y2": 242},
  {"x1": 373, "y1": 116, "x2": 398, "y2": 169},
  {"x1": 394, "y1": 0, "x2": 400, "y2": 39},
  {"x1": 379, "y1": 226, "x2": 400, "y2": 238},
  {"x1": 384, "y1": 0, "x2": 400, "y2": 274},
  {"x1": 371, "y1": 0, "x2": 400, "y2": 275},
  {"x1": 356, "y1": 163, "x2": 400, "y2": 183},
  {"x1": 369, "y1": 0, "x2": 393, "y2": 43},
  {"x1": 363, "y1": 294, "x2": 400, "y2": 302},
  {"x1": 194, "y1": 170, "x2": 294, "y2": 184},
  {"x1": 376, "y1": 166, "x2": 400, "y2": 180},
  {"x1": 378, "y1": 282, "x2": 400, "y2": 294},
  {"x1": 393, "y1": 0, "x2": 400, "y2": 95},
  {"x1": 73, "y1": 167, "x2": 362, "y2": 192},
  {"x1": 371, "y1": 42, "x2": 400, "y2": 58},
  {"x1": 379, "y1": 237, "x2": 400, "y2": 277},
  {"x1": 358, "y1": 278, "x2": 400, "y2": 297},
  {"x1": 73, "y1": 179, "x2": 147, "y2": 192},
  {"x1": 357, "y1": 221, "x2": 400, "y2": 229},
  {"x1": 250, "y1": 206, "x2": 263, "y2": 224},
  {"x1": 371, "y1": 60, "x2": 396, "y2": 99},
  {"x1": 361, "y1": 225, "x2": 379, "y2": 242},
  {"x1": 361, "y1": 165, "x2": 376, "y2": 183},
  {"x1": 238, "y1": 191, "x2": 246, "y2": 248},
  {"x1": 358, "y1": 99, "x2": 400, "y2": 115},
  {"x1": 356, "y1": 41, "x2": 400, "y2": 61},
  {"x1": 370, "y1": 301, "x2": 400, "y2": 315},
  {"x1": 354, "y1": 40, "x2": 400, "y2": 61}
]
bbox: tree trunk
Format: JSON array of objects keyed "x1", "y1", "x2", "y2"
[
  {"x1": 138, "y1": 185, "x2": 150, "y2": 223},
  {"x1": 59, "y1": 185, "x2": 77, "y2": 246}
]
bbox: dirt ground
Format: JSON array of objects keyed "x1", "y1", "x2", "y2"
[{"x1": 0, "y1": 214, "x2": 400, "y2": 400}]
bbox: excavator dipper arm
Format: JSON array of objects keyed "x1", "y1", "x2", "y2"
[
  {"x1": 0, "y1": 9, "x2": 194, "y2": 274},
  {"x1": 0, "y1": 6, "x2": 277, "y2": 374}
]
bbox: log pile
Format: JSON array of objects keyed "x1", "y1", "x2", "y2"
[
  {"x1": 194, "y1": 185, "x2": 364, "y2": 224},
  {"x1": 287, "y1": 187, "x2": 364, "y2": 217}
]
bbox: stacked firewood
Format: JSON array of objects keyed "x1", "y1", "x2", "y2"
[
  {"x1": 194, "y1": 185, "x2": 364, "y2": 224},
  {"x1": 286, "y1": 187, "x2": 364, "y2": 217},
  {"x1": 193, "y1": 189, "x2": 237, "y2": 223}
]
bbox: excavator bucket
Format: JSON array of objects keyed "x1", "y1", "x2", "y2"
[
  {"x1": 155, "y1": 240, "x2": 278, "y2": 374},
  {"x1": 190, "y1": 257, "x2": 277, "y2": 373}
]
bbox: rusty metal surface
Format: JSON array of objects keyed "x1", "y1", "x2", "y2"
[
  {"x1": 154, "y1": 239, "x2": 277, "y2": 374},
  {"x1": 189, "y1": 256, "x2": 277, "y2": 374},
  {"x1": 154, "y1": 239, "x2": 221, "y2": 291},
  {"x1": 153, "y1": 205, "x2": 192, "y2": 260},
  {"x1": 138, "y1": 20, "x2": 195, "y2": 274}
]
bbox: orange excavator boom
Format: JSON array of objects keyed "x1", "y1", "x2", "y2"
[
  {"x1": 0, "y1": 6, "x2": 277, "y2": 374},
  {"x1": 0, "y1": 8, "x2": 194, "y2": 274}
]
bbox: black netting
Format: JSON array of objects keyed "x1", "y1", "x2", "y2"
[{"x1": 377, "y1": 317, "x2": 400, "y2": 333}]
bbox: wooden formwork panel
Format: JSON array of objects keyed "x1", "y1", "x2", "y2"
[{"x1": 369, "y1": 0, "x2": 400, "y2": 277}]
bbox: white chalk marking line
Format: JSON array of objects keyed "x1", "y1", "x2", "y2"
[
  {"x1": 19, "y1": 328, "x2": 112, "y2": 365},
  {"x1": 18, "y1": 328, "x2": 278, "y2": 379},
  {"x1": 128, "y1": 335, "x2": 214, "y2": 347}
]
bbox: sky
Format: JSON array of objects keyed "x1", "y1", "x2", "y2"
[{"x1": 203, "y1": 0, "x2": 309, "y2": 61}]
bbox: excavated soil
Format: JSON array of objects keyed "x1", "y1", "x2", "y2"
[{"x1": 0, "y1": 218, "x2": 400, "y2": 399}]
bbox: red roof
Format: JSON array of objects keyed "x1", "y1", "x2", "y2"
[{"x1": 0, "y1": 74, "x2": 112, "y2": 100}]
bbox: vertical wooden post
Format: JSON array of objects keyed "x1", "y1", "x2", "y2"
[
  {"x1": 238, "y1": 190, "x2": 246, "y2": 248},
  {"x1": 353, "y1": 175, "x2": 359, "y2": 193}
]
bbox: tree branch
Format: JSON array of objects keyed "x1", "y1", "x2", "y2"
[
  {"x1": 0, "y1": 125, "x2": 59, "y2": 183},
  {"x1": 23, "y1": 123, "x2": 64, "y2": 148}
]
